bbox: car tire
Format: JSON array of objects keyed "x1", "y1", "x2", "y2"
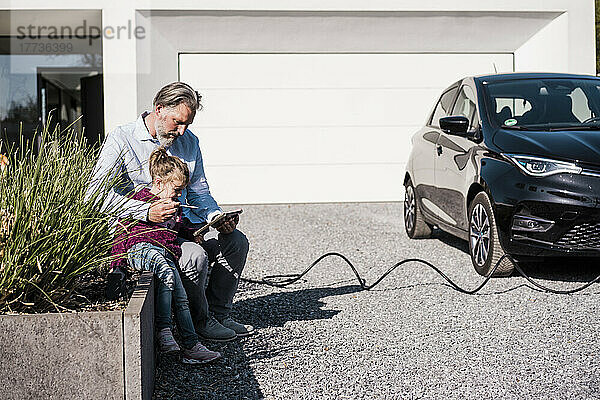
[
  {"x1": 468, "y1": 192, "x2": 515, "y2": 277},
  {"x1": 404, "y1": 179, "x2": 432, "y2": 239}
]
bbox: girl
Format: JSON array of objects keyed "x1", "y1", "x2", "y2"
[{"x1": 110, "y1": 147, "x2": 220, "y2": 364}]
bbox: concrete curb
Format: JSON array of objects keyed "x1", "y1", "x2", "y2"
[
  {"x1": 0, "y1": 271, "x2": 155, "y2": 400},
  {"x1": 125, "y1": 272, "x2": 155, "y2": 400}
]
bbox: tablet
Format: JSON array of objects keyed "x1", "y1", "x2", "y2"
[{"x1": 193, "y1": 209, "x2": 243, "y2": 236}]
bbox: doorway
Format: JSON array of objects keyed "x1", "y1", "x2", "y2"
[{"x1": 37, "y1": 67, "x2": 104, "y2": 147}]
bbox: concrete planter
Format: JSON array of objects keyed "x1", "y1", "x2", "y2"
[{"x1": 0, "y1": 272, "x2": 155, "y2": 400}]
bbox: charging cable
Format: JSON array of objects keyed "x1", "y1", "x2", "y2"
[{"x1": 242, "y1": 253, "x2": 600, "y2": 294}]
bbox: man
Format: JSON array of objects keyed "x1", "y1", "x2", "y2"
[{"x1": 91, "y1": 81, "x2": 252, "y2": 341}]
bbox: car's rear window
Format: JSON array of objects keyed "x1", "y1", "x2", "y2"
[{"x1": 483, "y1": 78, "x2": 600, "y2": 130}]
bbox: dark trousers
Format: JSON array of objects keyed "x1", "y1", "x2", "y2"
[{"x1": 177, "y1": 229, "x2": 249, "y2": 323}]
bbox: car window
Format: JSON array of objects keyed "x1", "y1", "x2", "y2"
[
  {"x1": 494, "y1": 98, "x2": 532, "y2": 119},
  {"x1": 452, "y1": 85, "x2": 478, "y2": 129},
  {"x1": 429, "y1": 87, "x2": 458, "y2": 127},
  {"x1": 569, "y1": 87, "x2": 592, "y2": 121},
  {"x1": 485, "y1": 78, "x2": 600, "y2": 129}
]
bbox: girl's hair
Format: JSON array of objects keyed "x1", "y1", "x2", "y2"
[{"x1": 148, "y1": 147, "x2": 189, "y2": 186}]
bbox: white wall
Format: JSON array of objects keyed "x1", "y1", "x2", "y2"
[
  {"x1": 102, "y1": 6, "x2": 138, "y2": 131},
  {"x1": 179, "y1": 53, "x2": 514, "y2": 203},
  {"x1": 0, "y1": 0, "x2": 596, "y2": 141},
  {"x1": 134, "y1": 10, "x2": 563, "y2": 115},
  {"x1": 515, "y1": 12, "x2": 569, "y2": 72}
]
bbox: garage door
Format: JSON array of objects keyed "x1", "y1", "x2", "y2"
[{"x1": 179, "y1": 53, "x2": 513, "y2": 204}]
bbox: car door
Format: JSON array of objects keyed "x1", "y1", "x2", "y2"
[
  {"x1": 433, "y1": 83, "x2": 479, "y2": 231},
  {"x1": 414, "y1": 85, "x2": 459, "y2": 221}
]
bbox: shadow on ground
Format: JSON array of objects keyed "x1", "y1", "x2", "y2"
[
  {"x1": 432, "y1": 228, "x2": 470, "y2": 254},
  {"x1": 432, "y1": 228, "x2": 600, "y2": 284},
  {"x1": 153, "y1": 284, "x2": 361, "y2": 399},
  {"x1": 234, "y1": 284, "x2": 360, "y2": 329},
  {"x1": 517, "y1": 257, "x2": 600, "y2": 283}
]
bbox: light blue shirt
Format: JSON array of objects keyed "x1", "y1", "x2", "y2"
[{"x1": 89, "y1": 112, "x2": 221, "y2": 224}]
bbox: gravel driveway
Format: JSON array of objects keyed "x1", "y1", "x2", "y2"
[{"x1": 153, "y1": 202, "x2": 600, "y2": 400}]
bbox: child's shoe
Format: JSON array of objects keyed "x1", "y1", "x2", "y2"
[
  {"x1": 158, "y1": 328, "x2": 181, "y2": 353},
  {"x1": 181, "y1": 342, "x2": 221, "y2": 364}
]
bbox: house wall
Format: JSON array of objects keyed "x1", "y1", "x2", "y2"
[
  {"x1": 0, "y1": 1, "x2": 596, "y2": 202},
  {"x1": 0, "y1": 0, "x2": 594, "y2": 133}
]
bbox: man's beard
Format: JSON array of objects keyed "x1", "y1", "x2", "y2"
[{"x1": 155, "y1": 119, "x2": 177, "y2": 147}]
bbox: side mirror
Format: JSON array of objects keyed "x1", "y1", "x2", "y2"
[{"x1": 439, "y1": 116, "x2": 469, "y2": 136}]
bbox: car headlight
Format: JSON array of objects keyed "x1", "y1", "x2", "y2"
[{"x1": 503, "y1": 154, "x2": 582, "y2": 177}]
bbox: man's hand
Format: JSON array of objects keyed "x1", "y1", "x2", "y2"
[
  {"x1": 216, "y1": 213, "x2": 239, "y2": 234},
  {"x1": 148, "y1": 198, "x2": 179, "y2": 223},
  {"x1": 194, "y1": 233, "x2": 204, "y2": 245}
]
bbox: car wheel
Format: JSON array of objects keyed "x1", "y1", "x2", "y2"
[
  {"x1": 468, "y1": 192, "x2": 514, "y2": 277},
  {"x1": 404, "y1": 179, "x2": 432, "y2": 239}
]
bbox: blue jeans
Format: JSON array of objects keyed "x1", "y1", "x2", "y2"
[{"x1": 127, "y1": 242, "x2": 198, "y2": 349}]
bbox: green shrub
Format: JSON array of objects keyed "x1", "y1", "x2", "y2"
[{"x1": 0, "y1": 122, "x2": 114, "y2": 313}]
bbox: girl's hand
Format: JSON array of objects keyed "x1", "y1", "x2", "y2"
[{"x1": 194, "y1": 234, "x2": 204, "y2": 245}]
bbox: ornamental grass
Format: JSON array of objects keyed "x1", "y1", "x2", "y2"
[{"x1": 0, "y1": 121, "x2": 115, "y2": 313}]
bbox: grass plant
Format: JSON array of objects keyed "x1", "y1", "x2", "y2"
[{"x1": 0, "y1": 120, "x2": 114, "y2": 313}]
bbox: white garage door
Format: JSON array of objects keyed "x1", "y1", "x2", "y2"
[{"x1": 179, "y1": 53, "x2": 513, "y2": 204}]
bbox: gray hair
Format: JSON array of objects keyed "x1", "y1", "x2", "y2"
[{"x1": 153, "y1": 82, "x2": 202, "y2": 111}]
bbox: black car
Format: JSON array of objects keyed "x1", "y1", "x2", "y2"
[{"x1": 404, "y1": 73, "x2": 600, "y2": 276}]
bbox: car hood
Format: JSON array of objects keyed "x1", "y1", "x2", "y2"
[{"x1": 492, "y1": 128, "x2": 600, "y2": 166}]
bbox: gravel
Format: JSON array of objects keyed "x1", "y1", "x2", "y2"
[{"x1": 153, "y1": 202, "x2": 600, "y2": 400}]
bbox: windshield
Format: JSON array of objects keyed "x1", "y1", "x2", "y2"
[{"x1": 483, "y1": 78, "x2": 600, "y2": 130}]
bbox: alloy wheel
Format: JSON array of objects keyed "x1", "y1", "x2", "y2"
[
  {"x1": 404, "y1": 185, "x2": 416, "y2": 232},
  {"x1": 470, "y1": 203, "x2": 490, "y2": 267}
]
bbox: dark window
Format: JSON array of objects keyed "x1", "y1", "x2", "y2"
[
  {"x1": 0, "y1": 10, "x2": 104, "y2": 151},
  {"x1": 484, "y1": 78, "x2": 600, "y2": 129},
  {"x1": 429, "y1": 86, "x2": 458, "y2": 128},
  {"x1": 452, "y1": 85, "x2": 479, "y2": 129}
]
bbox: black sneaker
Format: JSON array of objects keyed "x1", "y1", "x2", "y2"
[
  {"x1": 217, "y1": 316, "x2": 255, "y2": 337},
  {"x1": 196, "y1": 316, "x2": 237, "y2": 342}
]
